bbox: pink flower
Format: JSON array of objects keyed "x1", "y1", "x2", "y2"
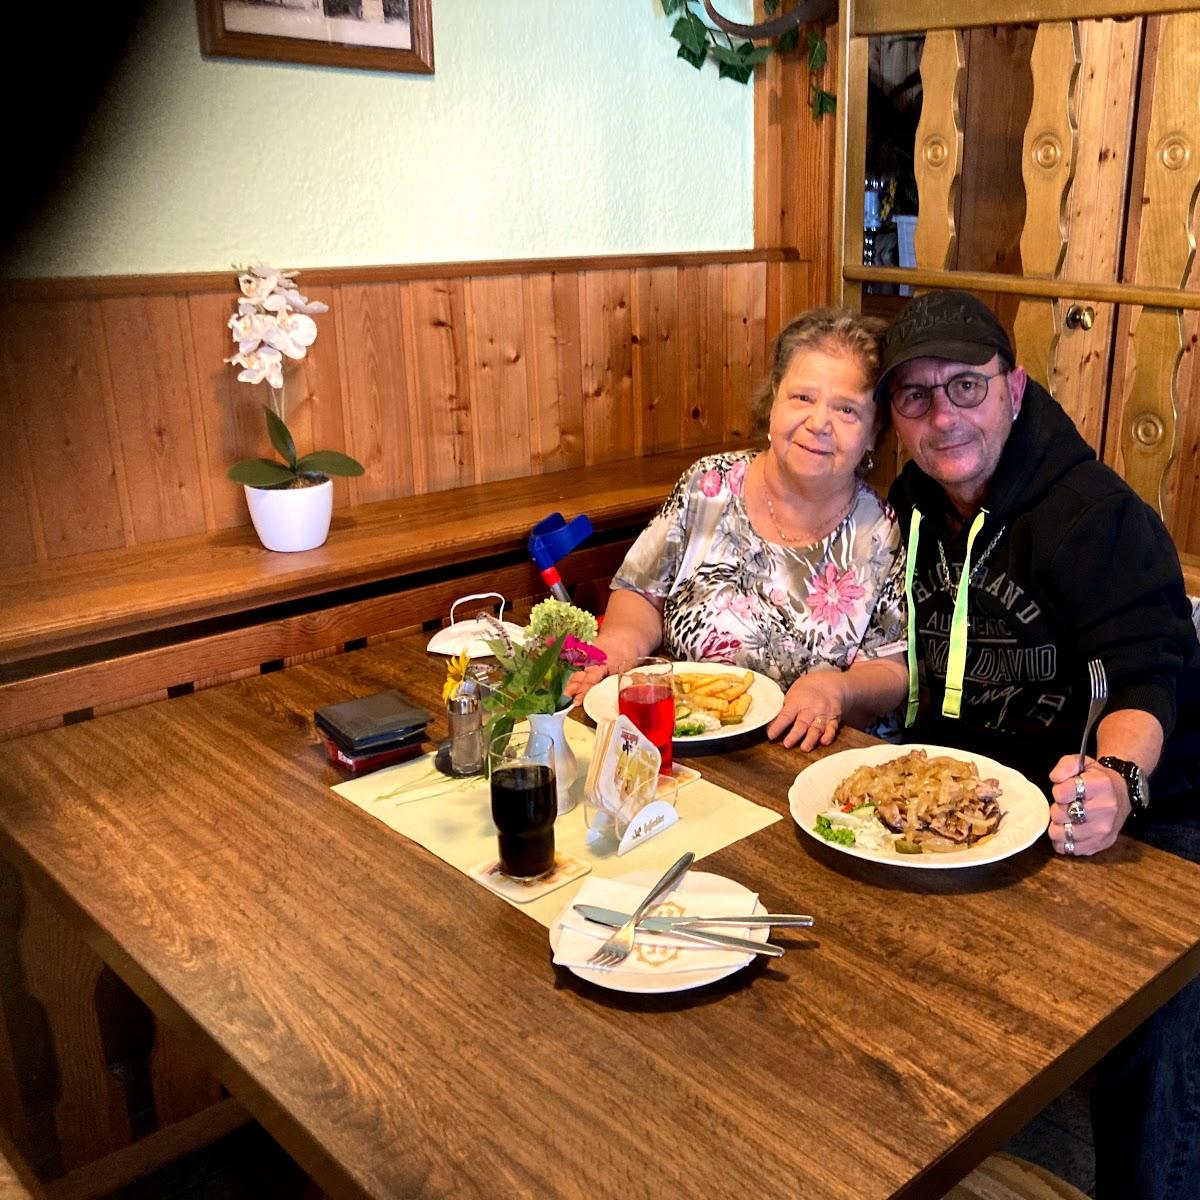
[
  {"x1": 768, "y1": 587, "x2": 789, "y2": 607},
  {"x1": 728, "y1": 460, "x2": 746, "y2": 496},
  {"x1": 700, "y1": 468, "x2": 723, "y2": 498},
  {"x1": 807, "y1": 564, "x2": 866, "y2": 628},
  {"x1": 699, "y1": 629, "x2": 742, "y2": 663},
  {"x1": 559, "y1": 635, "x2": 607, "y2": 667}
]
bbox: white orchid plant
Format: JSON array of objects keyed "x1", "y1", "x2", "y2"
[{"x1": 225, "y1": 264, "x2": 364, "y2": 488}]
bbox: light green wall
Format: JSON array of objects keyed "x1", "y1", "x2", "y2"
[{"x1": 11, "y1": 1, "x2": 755, "y2": 278}]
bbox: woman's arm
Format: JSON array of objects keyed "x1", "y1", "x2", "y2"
[
  {"x1": 564, "y1": 589, "x2": 665, "y2": 703},
  {"x1": 767, "y1": 653, "x2": 908, "y2": 750}
]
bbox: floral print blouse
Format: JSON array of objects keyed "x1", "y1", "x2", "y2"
[{"x1": 612, "y1": 451, "x2": 907, "y2": 691}]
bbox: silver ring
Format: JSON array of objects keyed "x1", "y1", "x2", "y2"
[
  {"x1": 1075, "y1": 775, "x2": 1086, "y2": 801},
  {"x1": 1067, "y1": 798, "x2": 1087, "y2": 824},
  {"x1": 1065, "y1": 834, "x2": 1075, "y2": 855}
]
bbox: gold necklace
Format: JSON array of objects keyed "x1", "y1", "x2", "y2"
[{"x1": 761, "y1": 466, "x2": 857, "y2": 545}]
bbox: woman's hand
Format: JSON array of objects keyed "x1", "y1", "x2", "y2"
[
  {"x1": 563, "y1": 661, "x2": 611, "y2": 705},
  {"x1": 1047, "y1": 756, "x2": 1131, "y2": 856},
  {"x1": 767, "y1": 672, "x2": 847, "y2": 750}
]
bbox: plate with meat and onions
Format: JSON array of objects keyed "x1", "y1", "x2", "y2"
[{"x1": 788, "y1": 744, "x2": 1049, "y2": 869}]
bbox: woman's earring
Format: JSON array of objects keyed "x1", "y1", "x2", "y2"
[
  {"x1": 862, "y1": 451, "x2": 875, "y2": 472},
  {"x1": 767, "y1": 432, "x2": 772, "y2": 444}
]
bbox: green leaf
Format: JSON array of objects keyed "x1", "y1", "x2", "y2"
[
  {"x1": 708, "y1": 45, "x2": 745, "y2": 66},
  {"x1": 227, "y1": 458, "x2": 297, "y2": 487},
  {"x1": 738, "y1": 42, "x2": 774, "y2": 65},
  {"x1": 807, "y1": 30, "x2": 828, "y2": 73},
  {"x1": 670, "y1": 14, "x2": 707, "y2": 55},
  {"x1": 296, "y1": 450, "x2": 366, "y2": 477},
  {"x1": 717, "y1": 59, "x2": 753, "y2": 83},
  {"x1": 776, "y1": 28, "x2": 799, "y2": 53},
  {"x1": 764, "y1": 0, "x2": 780, "y2": 11},
  {"x1": 676, "y1": 43, "x2": 706, "y2": 69},
  {"x1": 264, "y1": 407, "x2": 298, "y2": 469},
  {"x1": 818, "y1": 89, "x2": 837, "y2": 116},
  {"x1": 661, "y1": 0, "x2": 687, "y2": 13}
]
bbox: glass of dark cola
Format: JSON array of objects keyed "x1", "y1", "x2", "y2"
[{"x1": 489, "y1": 730, "x2": 557, "y2": 879}]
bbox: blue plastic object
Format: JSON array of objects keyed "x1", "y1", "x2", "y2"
[{"x1": 528, "y1": 513, "x2": 594, "y2": 600}]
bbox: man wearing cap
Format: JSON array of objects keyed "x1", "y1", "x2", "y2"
[{"x1": 880, "y1": 289, "x2": 1200, "y2": 1200}]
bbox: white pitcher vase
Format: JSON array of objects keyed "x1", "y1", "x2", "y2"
[{"x1": 527, "y1": 706, "x2": 580, "y2": 816}]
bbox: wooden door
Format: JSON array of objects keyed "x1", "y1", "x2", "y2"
[{"x1": 907, "y1": 13, "x2": 1200, "y2": 553}]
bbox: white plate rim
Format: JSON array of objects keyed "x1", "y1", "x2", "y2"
[
  {"x1": 788, "y1": 742, "x2": 1049, "y2": 870},
  {"x1": 549, "y1": 869, "x2": 768, "y2": 993},
  {"x1": 581, "y1": 663, "x2": 785, "y2": 745}
]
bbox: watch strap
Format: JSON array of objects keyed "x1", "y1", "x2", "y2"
[{"x1": 1098, "y1": 755, "x2": 1149, "y2": 817}]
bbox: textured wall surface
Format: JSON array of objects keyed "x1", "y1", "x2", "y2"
[{"x1": 10, "y1": 0, "x2": 754, "y2": 278}]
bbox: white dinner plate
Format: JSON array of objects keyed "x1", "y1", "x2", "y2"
[
  {"x1": 548, "y1": 870, "x2": 769, "y2": 993},
  {"x1": 582, "y1": 663, "x2": 785, "y2": 745},
  {"x1": 789, "y1": 743, "x2": 1049, "y2": 870}
]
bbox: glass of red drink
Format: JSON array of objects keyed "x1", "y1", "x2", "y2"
[
  {"x1": 489, "y1": 730, "x2": 558, "y2": 879},
  {"x1": 617, "y1": 657, "x2": 675, "y2": 774}
]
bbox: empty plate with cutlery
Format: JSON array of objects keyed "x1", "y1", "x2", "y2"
[{"x1": 550, "y1": 869, "x2": 779, "y2": 993}]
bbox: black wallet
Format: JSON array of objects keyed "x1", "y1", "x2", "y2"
[{"x1": 314, "y1": 690, "x2": 431, "y2": 754}]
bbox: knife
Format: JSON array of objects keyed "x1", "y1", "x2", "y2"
[
  {"x1": 574, "y1": 904, "x2": 813, "y2": 929},
  {"x1": 573, "y1": 906, "x2": 784, "y2": 957}
]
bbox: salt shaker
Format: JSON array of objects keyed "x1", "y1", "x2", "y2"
[{"x1": 446, "y1": 680, "x2": 483, "y2": 775}]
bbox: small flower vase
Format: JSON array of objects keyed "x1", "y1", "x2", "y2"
[{"x1": 528, "y1": 705, "x2": 580, "y2": 816}]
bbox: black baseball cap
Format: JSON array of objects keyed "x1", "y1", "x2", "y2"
[{"x1": 877, "y1": 290, "x2": 1015, "y2": 395}]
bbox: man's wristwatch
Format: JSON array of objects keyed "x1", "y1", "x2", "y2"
[{"x1": 1098, "y1": 756, "x2": 1150, "y2": 818}]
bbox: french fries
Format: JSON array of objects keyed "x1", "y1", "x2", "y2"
[{"x1": 673, "y1": 670, "x2": 754, "y2": 727}]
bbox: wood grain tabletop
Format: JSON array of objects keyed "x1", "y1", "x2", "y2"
[{"x1": 2, "y1": 634, "x2": 1200, "y2": 1200}]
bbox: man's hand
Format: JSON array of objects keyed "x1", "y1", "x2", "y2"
[{"x1": 1047, "y1": 755, "x2": 1132, "y2": 856}]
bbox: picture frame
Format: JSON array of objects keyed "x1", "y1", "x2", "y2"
[{"x1": 197, "y1": 0, "x2": 434, "y2": 75}]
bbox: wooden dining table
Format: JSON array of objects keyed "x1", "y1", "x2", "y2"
[{"x1": 2, "y1": 629, "x2": 1200, "y2": 1200}]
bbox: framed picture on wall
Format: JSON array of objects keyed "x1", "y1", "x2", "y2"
[{"x1": 197, "y1": 0, "x2": 434, "y2": 75}]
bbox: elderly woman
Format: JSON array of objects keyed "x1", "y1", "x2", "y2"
[{"x1": 566, "y1": 307, "x2": 908, "y2": 749}]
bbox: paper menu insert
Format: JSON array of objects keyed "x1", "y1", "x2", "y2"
[{"x1": 584, "y1": 717, "x2": 679, "y2": 852}]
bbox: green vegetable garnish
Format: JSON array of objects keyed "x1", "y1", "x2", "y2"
[{"x1": 814, "y1": 815, "x2": 856, "y2": 847}]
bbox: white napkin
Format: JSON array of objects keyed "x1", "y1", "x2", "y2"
[{"x1": 552, "y1": 876, "x2": 760, "y2": 974}]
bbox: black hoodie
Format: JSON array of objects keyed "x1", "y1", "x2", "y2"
[{"x1": 888, "y1": 380, "x2": 1200, "y2": 810}]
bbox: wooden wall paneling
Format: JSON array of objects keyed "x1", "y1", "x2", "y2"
[
  {"x1": 338, "y1": 282, "x2": 420, "y2": 501},
  {"x1": 88, "y1": 308, "x2": 136, "y2": 550},
  {"x1": 175, "y1": 297, "x2": 218, "y2": 533},
  {"x1": 678, "y1": 265, "x2": 725, "y2": 449},
  {"x1": 1108, "y1": 12, "x2": 1200, "y2": 518},
  {"x1": 465, "y1": 275, "x2": 530, "y2": 484},
  {"x1": 0, "y1": 305, "x2": 42, "y2": 568},
  {"x1": 18, "y1": 874, "x2": 132, "y2": 1171},
  {"x1": 186, "y1": 291, "x2": 269, "y2": 532},
  {"x1": 913, "y1": 30, "x2": 965, "y2": 273},
  {"x1": 298, "y1": 285, "x2": 351, "y2": 511},
  {"x1": 402, "y1": 279, "x2": 471, "y2": 495},
  {"x1": 523, "y1": 272, "x2": 584, "y2": 475},
  {"x1": 754, "y1": 16, "x2": 785, "y2": 248},
  {"x1": 1169, "y1": 306, "x2": 1200, "y2": 554},
  {"x1": 1012, "y1": 23, "x2": 1075, "y2": 393},
  {"x1": 633, "y1": 267, "x2": 680, "y2": 456},
  {"x1": 0, "y1": 302, "x2": 125, "y2": 559},
  {"x1": 722, "y1": 263, "x2": 767, "y2": 442},
  {"x1": 955, "y1": 26, "x2": 1035, "y2": 282},
  {"x1": 98, "y1": 297, "x2": 208, "y2": 544},
  {"x1": 1051, "y1": 18, "x2": 1141, "y2": 445},
  {"x1": 580, "y1": 270, "x2": 636, "y2": 464}
]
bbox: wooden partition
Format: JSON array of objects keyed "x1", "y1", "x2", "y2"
[{"x1": 0, "y1": 251, "x2": 814, "y2": 569}]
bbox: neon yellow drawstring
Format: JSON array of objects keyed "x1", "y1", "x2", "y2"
[
  {"x1": 942, "y1": 510, "x2": 988, "y2": 717},
  {"x1": 903, "y1": 507, "x2": 989, "y2": 724}
]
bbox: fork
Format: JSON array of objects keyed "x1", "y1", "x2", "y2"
[
  {"x1": 1077, "y1": 658, "x2": 1108, "y2": 773},
  {"x1": 587, "y1": 851, "x2": 695, "y2": 969}
]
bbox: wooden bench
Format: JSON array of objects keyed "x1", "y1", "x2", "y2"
[{"x1": 0, "y1": 447, "x2": 725, "y2": 739}]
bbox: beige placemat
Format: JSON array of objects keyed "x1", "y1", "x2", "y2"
[{"x1": 332, "y1": 721, "x2": 782, "y2": 928}]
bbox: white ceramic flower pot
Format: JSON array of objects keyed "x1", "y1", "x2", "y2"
[{"x1": 244, "y1": 479, "x2": 333, "y2": 553}]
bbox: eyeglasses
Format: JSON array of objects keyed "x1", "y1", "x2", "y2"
[{"x1": 890, "y1": 369, "x2": 1008, "y2": 419}]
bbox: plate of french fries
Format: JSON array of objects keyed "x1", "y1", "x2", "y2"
[
  {"x1": 788, "y1": 744, "x2": 1049, "y2": 869},
  {"x1": 582, "y1": 663, "x2": 785, "y2": 744}
]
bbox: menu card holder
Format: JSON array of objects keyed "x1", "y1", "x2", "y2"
[{"x1": 584, "y1": 717, "x2": 679, "y2": 855}]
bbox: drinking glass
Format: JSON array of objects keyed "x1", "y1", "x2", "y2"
[
  {"x1": 617, "y1": 657, "x2": 674, "y2": 774},
  {"x1": 489, "y1": 730, "x2": 557, "y2": 879}
]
